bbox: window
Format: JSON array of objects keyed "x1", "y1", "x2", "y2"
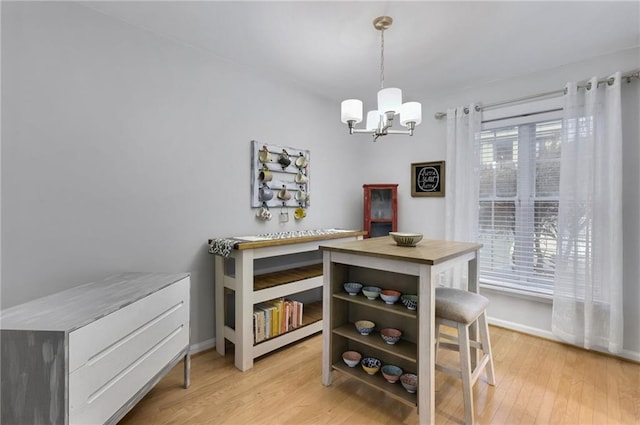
[{"x1": 477, "y1": 119, "x2": 562, "y2": 295}]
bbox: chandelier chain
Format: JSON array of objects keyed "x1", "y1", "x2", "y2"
[{"x1": 380, "y1": 27, "x2": 385, "y2": 89}]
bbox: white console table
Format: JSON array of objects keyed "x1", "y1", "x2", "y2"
[
  {"x1": 1, "y1": 272, "x2": 191, "y2": 425},
  {"x1": 211, "y1": 229, "x2": 366, "y2": 371}
]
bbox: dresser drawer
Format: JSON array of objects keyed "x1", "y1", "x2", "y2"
[
  {"x1": 69, "y1": 326, "x2": 188, "y2": 425},
  {"x1": 68, "y1": 277, "x2": 189, "y2": 373}
]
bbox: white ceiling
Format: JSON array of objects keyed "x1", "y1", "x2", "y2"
[{"x1": 81, "y1": 1, "x2": 640, "y2": 103}]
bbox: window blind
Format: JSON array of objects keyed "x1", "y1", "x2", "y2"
[{"x1": 477, "y1": 119, "x2": 562, "y2": 294}]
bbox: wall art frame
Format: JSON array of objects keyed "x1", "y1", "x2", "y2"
[{"x1": 411, "y1": 161, "x2": 445, "y2": 197}]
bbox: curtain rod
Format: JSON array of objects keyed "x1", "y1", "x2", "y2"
[{"x1": 434, "y1": 70, "x2": 640, "y2": 120}]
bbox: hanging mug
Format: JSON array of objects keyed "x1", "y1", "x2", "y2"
[
  {"x1": 258, "y1": 145, "x2": 271, "y2": 163},
  {"x1": 294, "y1": 171, "x2": 309, "y2": 184},
  {"x1": 294, "y1": 207, "x2": 306, "y2": 220},
  {"x1": 259, "y1": 166, "x2": 272, "y2": 182},
  {"x1": 259, "y1": 184, "x2": 273, "y2": 201},
  {"x1": 279, "y1": 208, "x2": 289, "y2": 223},
  {"x1": 278, "y1": 186, "x2": 291, "y2": 201},
  {"x1": 295, "y1": 154, "x2": 308, "y2": 169},
  {"x1": 295, "y1": 189, "x2": 308, "y2": 203},
  {"x1": 256, "y1": 206, "x2": 272, "y2": 221},
  {"x1": 278, "y1": 149, "x2": 291, "y2": 168}
]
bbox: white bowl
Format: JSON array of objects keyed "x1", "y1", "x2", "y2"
[
  {"x1": 342, "y1": 350, "x2": 362, "y2": 368},
  {"x1": 389, "y1": 232, "x2": 423, "y2": 247}
]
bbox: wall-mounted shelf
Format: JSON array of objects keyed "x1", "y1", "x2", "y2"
[{"x1": 251, "y1": 140, "x2": 310, "y2": 209}]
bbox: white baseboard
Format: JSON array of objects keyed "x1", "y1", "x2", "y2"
[
  {"x1": 488, "y1": 316, "x2": 640, "y2": 363},
  {"x1": 190, "y1": 338, "x2": 216, "y2": 354},
  {"x1": 488, "y1": 317, "x2": 556, "y2": 340}
]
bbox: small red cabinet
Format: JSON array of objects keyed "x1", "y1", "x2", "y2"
[{"x1": 363, "y1": 184, "x2": 398, "y2": 238}]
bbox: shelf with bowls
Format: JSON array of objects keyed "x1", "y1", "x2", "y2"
[
  {"x1": 332, "y1": 292, "x2": 417, "y2": 318},
  {"x1": 332, "y1": 362, "x2": 417, "y2": 406},
  {"x1": 321, "y1": 236, "x2": 483, "y2": 425},
  {"x1": 332, "y1": 323, "x2": 417, "y2": 362},
  {"x1": 323, "y1": 263, "x2": 421, "y2": 407}
]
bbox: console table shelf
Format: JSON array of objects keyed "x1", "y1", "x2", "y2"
[
  {"x1": 254, "y1": 263, "x2": 323, "y2": 291},
  {"x1": 254, "y1": 301, "x2": 322, "y2": 347}
]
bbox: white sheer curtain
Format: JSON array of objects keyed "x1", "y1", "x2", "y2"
[
  {"x1": 444, "y1": 105, "x2": 481, "y2": 289},
  {"x1": 552, "y1": 72, "x2": 624, "y2": 353}
]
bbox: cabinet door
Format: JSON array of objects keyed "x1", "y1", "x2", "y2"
[{"x1": 363, "y1": 185, "x2": 398, "y2": 237}]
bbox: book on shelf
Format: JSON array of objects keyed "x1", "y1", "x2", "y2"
[
  {"x1": 253, "y1": 299, "x2": 305, "y2": 343},
  {"x1": 255, "y1": 303, "x2": 272, "y2": 340},
  {"x1": 253, "y1": 308, "x2": 265, "y2": 343}
]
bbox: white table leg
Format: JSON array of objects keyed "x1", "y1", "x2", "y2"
[
  {"x1": 235, "y1": 250, "x2": 255, "y2": 371},
  {"x1": 418, "y1": 264, "x2": 436, "y2": 425},
  {"x1": 322, "y1": 251, "x2": 334, "y2": 386},
  {"x1": 214, "y1": 256, "x2": 226, "y2": 357},
  {"x1": 468, "y1": 253, "x2": 480, "y2": 366}
]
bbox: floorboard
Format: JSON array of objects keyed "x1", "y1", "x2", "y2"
[{"x1": 119, "y1": 326, "x2": 640, "y2": 425}]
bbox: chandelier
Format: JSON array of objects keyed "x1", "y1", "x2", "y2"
[{"x1": 340, "y1": 16, "x2": 422, "y2": 142}]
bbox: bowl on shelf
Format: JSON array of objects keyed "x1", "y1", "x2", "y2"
[
  {"x1": 342, "y1": 350, "x2": 362, "y2": 368},
  {"x1": 343, "y1": 282, "x2": 363, "y2": 296},
  {"x1": 354, "y1": 320, "x2": 375, "y2": 335},
  {"x1": 361, "y1": 357, "x2": 382, "y2": 375},
  {"x1": 389, "y1": 232, "x2": 423, "y2": 247},
  {"x1": 380, "y1": 328, "x2": 402, "y2": 345},
  {"x1": 361, "y1": 286, "x2": 382, "y2": 300},
  {"x1": 381, "y1": 365, "x2": 403, "y2": 383},
  {"x1": 401, "y1": 294, "x2": 418, "y2": 311},
  {"x1": 380, "y1": 289, "x2": 401, "y2": 304},
  {"x1": 400, "y1": 373, "x2": 418, "y2": 393}
]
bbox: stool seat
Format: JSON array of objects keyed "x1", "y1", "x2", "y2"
[{"x1": 435, "y1": 287, "x2": 489, "y2": 324}]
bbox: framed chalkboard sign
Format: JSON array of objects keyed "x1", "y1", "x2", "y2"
[{"x1": 411, "y1": 161, "x2": 445, "y2": 197}]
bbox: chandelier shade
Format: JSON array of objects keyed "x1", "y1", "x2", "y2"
[
  {"x1": 340, "y1": 99, "x2": 363, "y2": 124},
  {"x1": 366, "y1": 110, "x2": 380, "y2": 130},
  {"x1": 377, "y1": 88, "x2": 402, "y2": 115},
  {"x1": 340, "y1": 16, "x2": 421, "y2": 142},
  {"x1": 400, "y1": 102, "x2": 422, "y2": 126}
]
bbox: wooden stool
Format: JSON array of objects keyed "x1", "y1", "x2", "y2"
[{"x1": 435, "y1": 287, "x2": 496, "y2": 425}]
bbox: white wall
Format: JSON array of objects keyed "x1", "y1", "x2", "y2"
[{"x1": 0, "y1": 2, "x2": 362, "y2": 345}]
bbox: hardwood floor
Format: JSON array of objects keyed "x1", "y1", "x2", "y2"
[{"x1": 119, "y1": 326, "x2": 640, "y2": 424}]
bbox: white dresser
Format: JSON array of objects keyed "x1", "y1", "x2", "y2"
[{"x1": 1, "y1": 272, "x2": 191, "y2": 425}]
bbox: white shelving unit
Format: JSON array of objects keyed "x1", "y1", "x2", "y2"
[{"x1": 212, "y1": 230, "x2": 366, "y2": 371}]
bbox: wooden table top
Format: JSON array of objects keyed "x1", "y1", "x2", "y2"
[
  {"x1": 209, "y1": 229, "x2": 367, "y2": 250},
  {"x1": 320, "y1": 236, "x2": 482, "y2": 265}
]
